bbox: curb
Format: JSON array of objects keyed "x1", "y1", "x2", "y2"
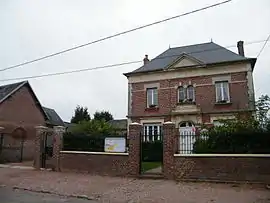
[
  {"x1": 12, "y1": 186, "x2": 96, "y2": 200},
  {"x1": 0, "y1": 164, "x2": 34, "y2": 170}
]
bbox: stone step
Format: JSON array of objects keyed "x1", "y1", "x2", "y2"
[{"x1": 138, "y1": 173, "x2": 164, "y2": 180}]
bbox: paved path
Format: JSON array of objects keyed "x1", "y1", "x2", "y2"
[
  {"x1": 0, "y1": 168, "x2": 269, "y2": 203},
  {"x1": 0, "y1": 187, "x2": 96, "y2": 203}
]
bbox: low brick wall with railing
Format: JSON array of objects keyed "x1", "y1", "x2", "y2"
[
  {"x1": 174, "y1": 154, "x2": 270, "y2": 183},
  {"x1": 60, "y1": 151, "x2": 130, "y2": 176}
]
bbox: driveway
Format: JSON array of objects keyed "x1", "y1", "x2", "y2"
[{"x1": 0, "y1": 167, "x2": 269, "y2": 203}]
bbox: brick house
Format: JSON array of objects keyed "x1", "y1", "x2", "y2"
[
  {"x1": 0, "y1": 81, "x2": 64, "y2": 162},
  {"x1": 124, "y1": 41, "x2": 256, "y2": 138}
]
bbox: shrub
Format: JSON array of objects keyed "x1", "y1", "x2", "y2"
[{"x1": 193, "y1": 118, "x2": 270, "y2": 154}]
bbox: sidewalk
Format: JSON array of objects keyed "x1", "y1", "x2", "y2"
[{"x1": 0, "y1": 167, "x2": 269, "y2": 203}]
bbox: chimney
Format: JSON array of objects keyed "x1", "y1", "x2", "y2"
[
  {"x1": 143, "y1": 54, "x2": 149, "y2": 65},
  {"x1": 237, "y1": 41, "x2": 245, "y2": 56}
]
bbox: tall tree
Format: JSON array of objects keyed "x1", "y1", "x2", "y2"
[
  {"x1": 93, "y1": 110, "x2": 113, "y2": 122},
  {"x1": 70, "y1": 105, "x2": 91, "y2": 124},
  {"x1": 70, "y1": 119, "x2": 114, "y2": 135}
]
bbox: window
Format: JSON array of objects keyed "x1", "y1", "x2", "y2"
[
  {"x1": 143, "y1": 124, "x2": 162, "y2": 142},
  {"x1": 213, "y1": 120, "x2": 224, "y2": 127},
  {"x1": 147, "y1": 88, "x2": 158, "y2": 107},
  {"x1": 178, "y1": 85, "x2": 195, "y2": 103},
  {"x1": 215, "y1": 81, "x2": 230, "y2": 103},
  {"x1": 178, "y1": 86, "x2": 186, "y2": 102},
  {"x1": 187, "y1": 85, "x2": 195, "y2": 101}
]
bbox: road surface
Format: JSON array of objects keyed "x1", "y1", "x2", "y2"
[{"x1": 0, "y1": 187, "x2": 96, "y2": 203}]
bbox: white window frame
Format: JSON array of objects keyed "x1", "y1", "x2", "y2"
[
  {"x1": 178, "y1": 85, "x2": 195, "y2": 103},
  {"x1": 215, "y1": 81, "x2": 230, "y2": 103},
  {"x1": 146, "y1": 87, "x2": 158, "y2": 107},
  {"x1": 143, "y1": 124, "x2": 162, "y2": 141}
]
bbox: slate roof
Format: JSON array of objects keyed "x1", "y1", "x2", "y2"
[
  {"x1": 43, "y1": 107, "x2": 65, "y2": 126},
  {"x1": 124, "y1": 42, "x2": 256, "y2": 75},
  {"x1": 108, "y1": 119, "x2": 127, "y2": 130},
  {"x1": 0, "y1": 81, "x2": 26, "y2": 103}
]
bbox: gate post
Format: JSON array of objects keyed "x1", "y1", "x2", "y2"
[
  {"x1": 0, "y1": 127, "x2": 4, "y2": 155},
  {"x1": 128, "y1": 122, "x2": 142, "y2": 176},
  {"x1": 163, "y1": 121, "x2": 176, "y2": 179},
  {"x1": 53, "y1": 126, "x2": 65, "y2": 172},
  {"x1": 34, "y1": 125, "x2": 48, "y2": 170}
]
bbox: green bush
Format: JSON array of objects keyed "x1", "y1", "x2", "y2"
[
  {"x1": 193, "y1": 119, "x2": 270, "y2": 154},
  {"x1": 63, "y1": 133, "x2": 105, "y2": 152}
]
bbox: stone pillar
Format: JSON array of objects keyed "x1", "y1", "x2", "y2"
[
  {"x1": 163, "y1": 121, "x2": 176, "y2": 179},
  {"x1": 128, "y1": 122, "x2": 142, "y2": 176},
  {"x1": 34, "y1": 125, "x2": 48, "y2": 169},
  {"x1": 53, "y1": 126, "x2": 65, "y2": 172}
]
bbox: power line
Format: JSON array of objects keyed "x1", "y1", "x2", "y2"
[
  {"x1": 0, "y1": 0, "x2": 232, "y2": 72},
  {"x1": 256, "y1": 34, "x2": 270, "y2": 58},
  {"x1": 0, "y1": 38, "x2": 266, "y2": 83}
]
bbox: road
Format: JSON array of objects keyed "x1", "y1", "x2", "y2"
[{"x1": 0, "y1": 187, "x2": 97, "y2": 203}]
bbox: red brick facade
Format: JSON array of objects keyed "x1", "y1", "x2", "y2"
[
  {"x1": 0, "y1": 85, "x2": 46, "y2": 161},
  {"x1": 130, "y1": 71, "x2": 252, "y2": 125}
]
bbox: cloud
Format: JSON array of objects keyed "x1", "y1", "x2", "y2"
[{"x1": 0, "y1": 0, "x2": 269, "y2": 121}]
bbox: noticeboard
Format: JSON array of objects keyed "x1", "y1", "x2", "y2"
[{"x1": 104, "y1": 137, "x2": 126, "y2": 152}]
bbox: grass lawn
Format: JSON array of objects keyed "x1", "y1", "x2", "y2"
[{"x1": 141, "y1": 162, "x2": 161, "y2": 173}]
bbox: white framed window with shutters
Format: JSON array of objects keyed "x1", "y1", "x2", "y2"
[
  {"x1": 146, "y1": 87, "x2": 158, "y2": 107},
  {"x1": 215, "y1": 81, "x2": 230, "y2": 103}
]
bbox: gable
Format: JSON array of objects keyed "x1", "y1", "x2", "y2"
[
  {"x1": 0, "y1": 81, "x2": 48, "y2": 122},
  {"x1": 173, "y1": 57, "x2": 201, "y2": 68},
  {"x1": 0, "y1": 85, "x2": 46, "y2": 124}
]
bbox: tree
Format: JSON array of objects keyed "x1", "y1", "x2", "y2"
[
  {"x1": 256, "y1": 94, "x2": 270, "y2": 129},
  {"x1": 93, "y1": 110, "x2": 113, "y2": 122},
  {"x1": 70, "y1": 105, "x2": 91, "y2": 124},
  {"x1": 70, "y1": 119, "x2": 114, "y2": 135}
]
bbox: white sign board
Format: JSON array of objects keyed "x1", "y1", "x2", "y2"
[{"x1": 104, "y1": 137, "x2": 126, "y2": 152}]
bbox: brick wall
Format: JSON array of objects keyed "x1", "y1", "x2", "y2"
[
  {"x1": 131, "y1": 72, "x2": 249, "y2": 117},
  {"x1": 60, "y1": 152, "x2": 130, "y2": 176},
  {"x1": 0, "y1": 85, "x2": 46, "y2": 161},
  {"x1": 174, "y1": 156, "x2": 270, "y2": 183}
]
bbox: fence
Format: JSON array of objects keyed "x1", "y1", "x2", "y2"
[
  {"x1": 0, "y1": 133, "x2": 25, "y2": 163},
  {"x1": 178, "y1": 132, "x2": 208, "y2": 154},
  {"x1": 63, "y1": 132, "x2": 128, "y2": 152}
]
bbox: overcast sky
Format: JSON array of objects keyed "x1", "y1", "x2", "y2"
[{"x1": 0, "y1": 0, "x2": 269, "y2": 122}]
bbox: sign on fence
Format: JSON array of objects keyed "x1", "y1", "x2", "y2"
[{"x1": 104, "y1": 137, "x2": 126, "y2": 152}]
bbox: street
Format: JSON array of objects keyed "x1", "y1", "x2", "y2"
[{"x1": 0, "y1": 187, "x2": 96, "y2": 203}]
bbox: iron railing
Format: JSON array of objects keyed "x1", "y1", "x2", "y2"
[{"x1": 178, "y1": 132, "x2": 208, "y2": 154}]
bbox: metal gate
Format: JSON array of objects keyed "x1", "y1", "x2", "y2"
[
  {"x1": 140, "y1": 126, "x2": 163, "y2": 174},
  {"x1": 0, "y1": 133, "x2": 24, "y2": 163},
  {"x1": 41, "y1": 130, "x2": 54, "y2": 168}
]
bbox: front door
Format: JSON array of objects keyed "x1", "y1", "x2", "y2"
[{"x1": 179, "y1": 121, "x2": 196, "y2": 154}]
